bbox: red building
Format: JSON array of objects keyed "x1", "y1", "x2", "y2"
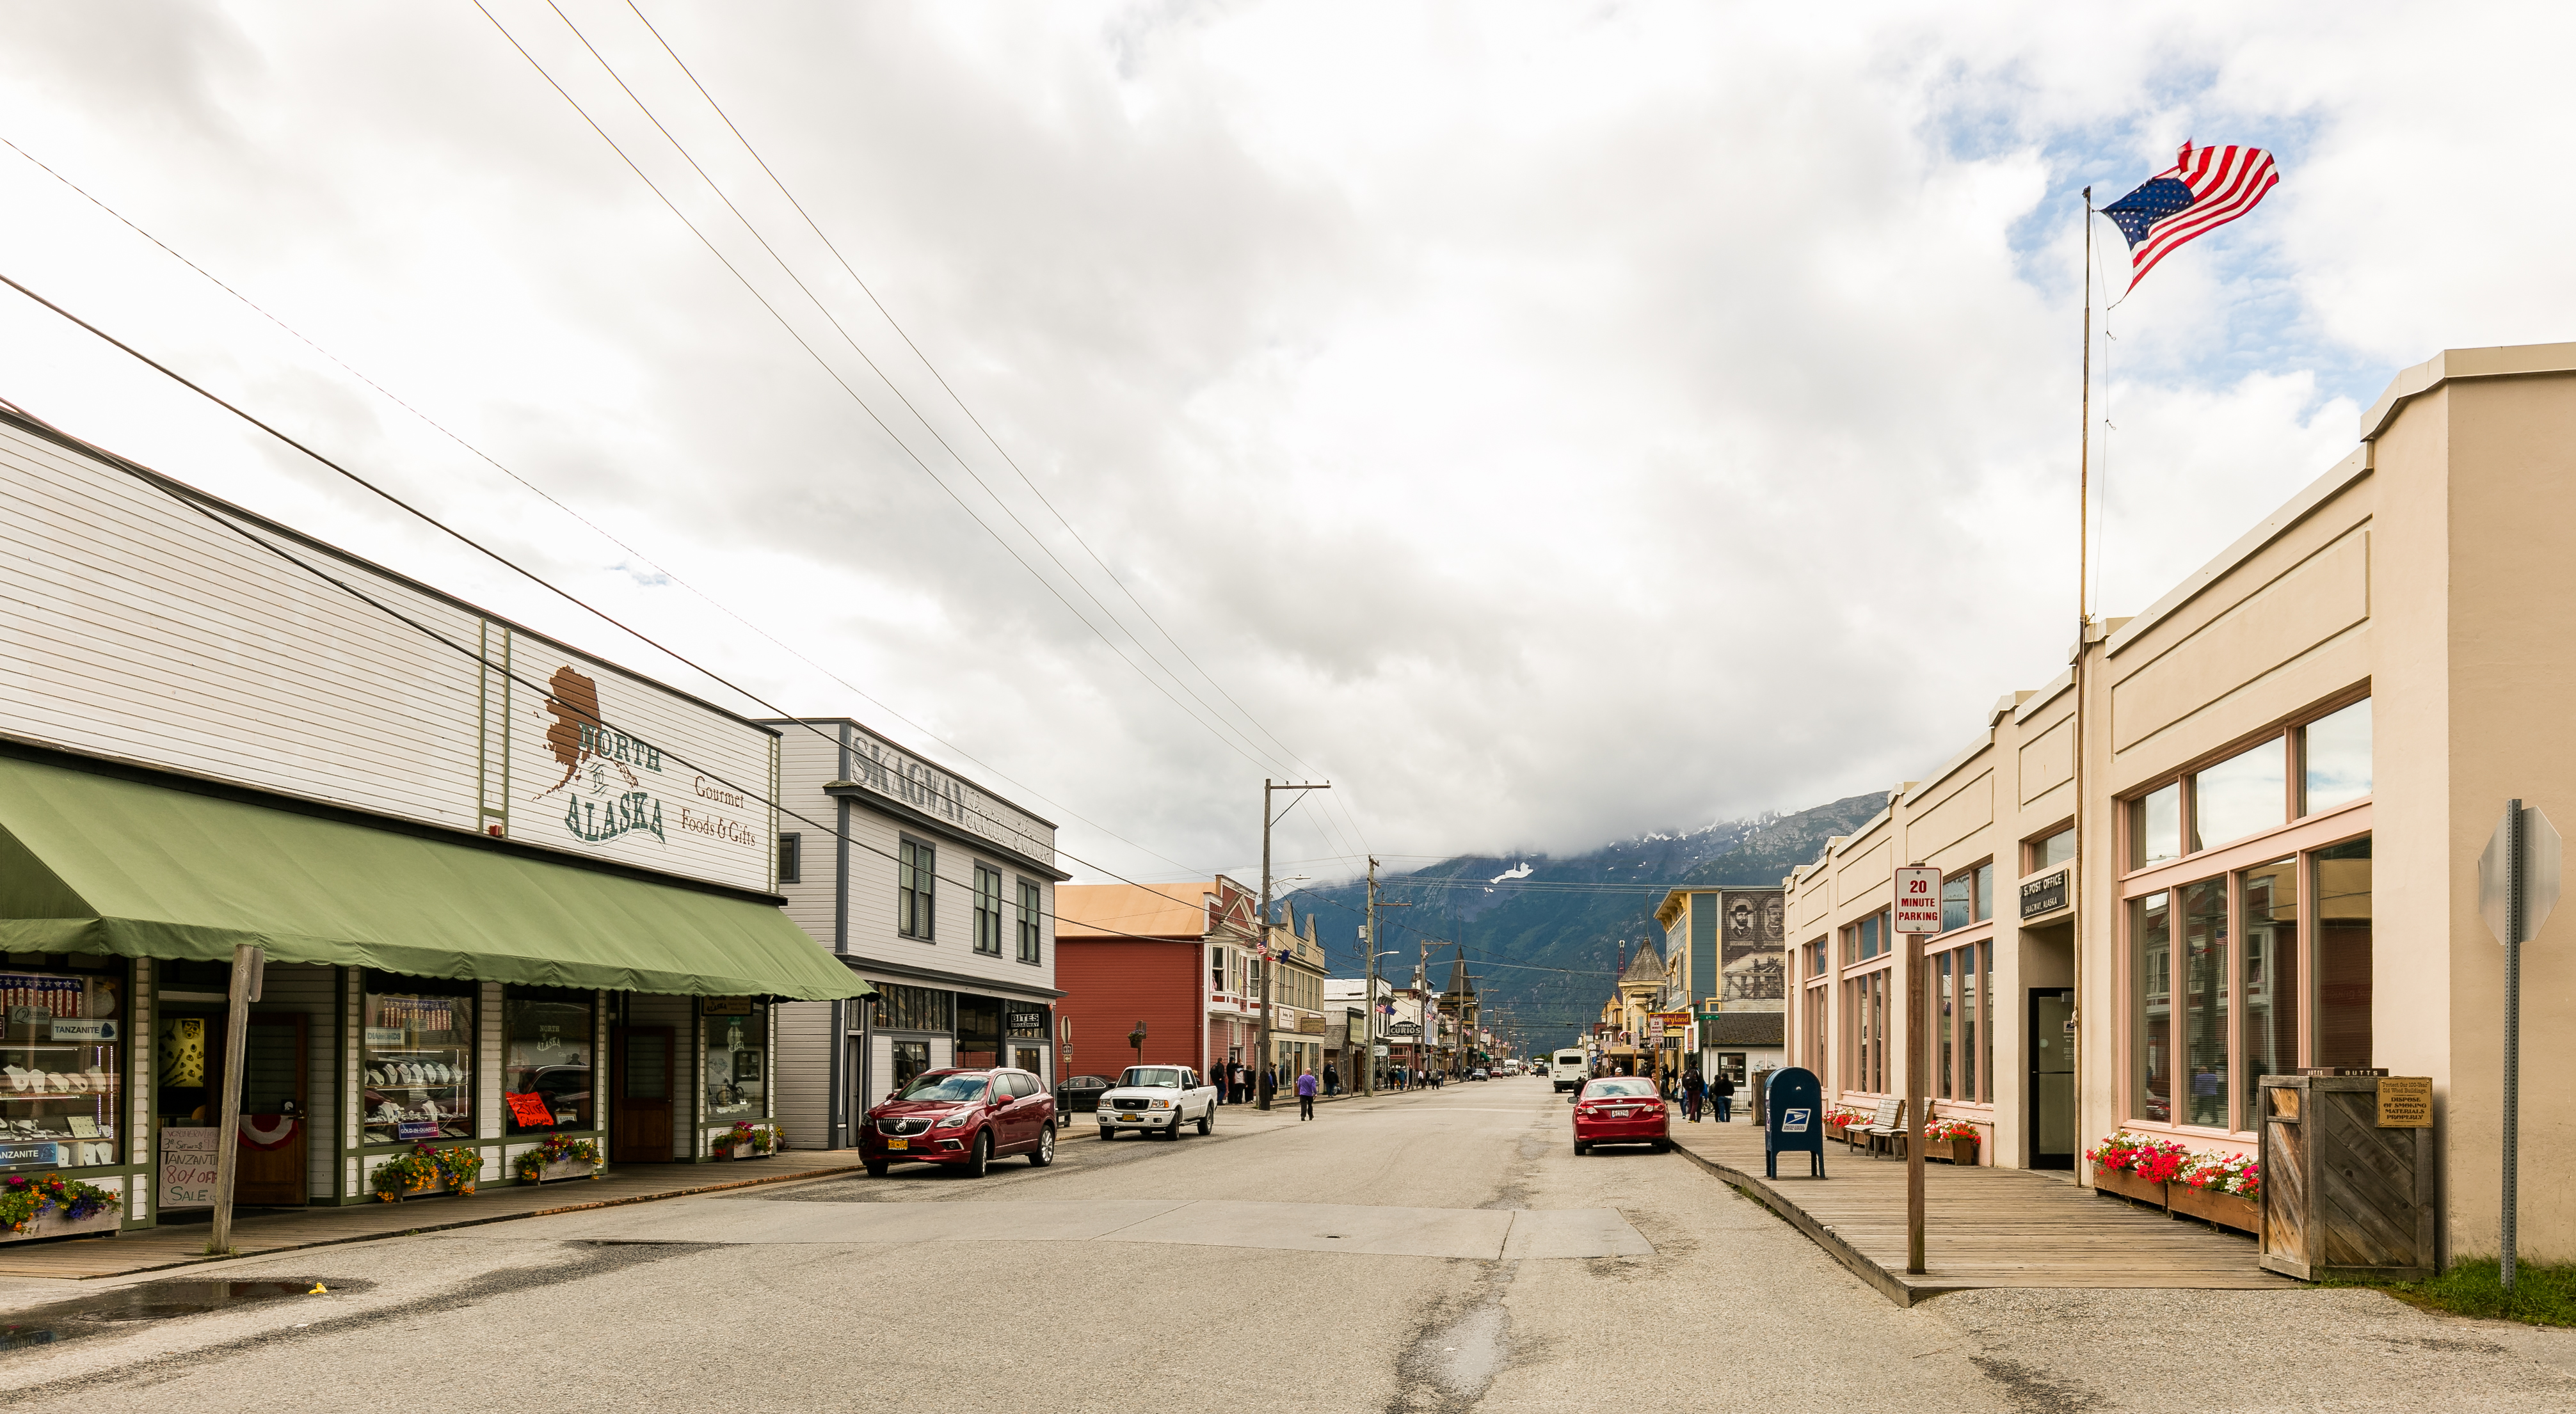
[{"x1": 1053, "y1": 877, "x2": 1262, "y2": 1079}]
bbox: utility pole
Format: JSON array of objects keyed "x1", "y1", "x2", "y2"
[
  {"x1": 1363, "y1": 858, "x2": 1411, "y2": 1097},
  {"x1": 1258, "y1": 779, "x2": 1329, "y2": 1111}
]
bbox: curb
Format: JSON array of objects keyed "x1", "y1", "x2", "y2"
[
  {"x1": 77, "y1": 1161, "x2": 870, "y2": 1280},
  {"x1": 1665, "y1": 1141, "x2": 1951, "y2": 1308}
]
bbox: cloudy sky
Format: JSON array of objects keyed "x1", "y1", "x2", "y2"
[{"x1": 1, "y1": 3, "x2": 2566, "y2": 885}]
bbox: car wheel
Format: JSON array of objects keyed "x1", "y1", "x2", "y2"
[
  {"x1": 1196, "y1": 1106, "x2": 1213, "y2": 1137},
  {"x1": 1099, "y1": 1126, "x2": 1116, "y2": 1141},
  {"x1": 1573, "y1": 1141, "x2": 1590, "y2": 1156},
  {"x1": 1156, "y1": 1119, "x2": 1180, "y2": 1140},
  {"x1": 1028, "y1": 1124, "x2": 1056, "y2": 1168},
  {"x1": 865, "y1": 1161, "x2": 889, "y2": 1179},
  {"x1": 1654, "y1": 1139, "x2": 1673, "y2": 1154},
  {"x1": 962, "y1": 1131, "x2": 991, "y2": 1178}
]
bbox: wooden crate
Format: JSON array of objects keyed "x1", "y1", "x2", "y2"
[{"x1": 2260, "y1": 1075, "x2": 2435, "y2": 1282}]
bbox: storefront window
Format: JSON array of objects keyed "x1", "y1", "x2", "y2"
[
  {"x1": 2316, "y1": 836, "x2": 2373, "y2": 1067},
  {"x1": 362, "y1": 976, "x2": 474, "y2": 1146},
  {"x1": 1, "y1": 965, "x2": 123, "y2": 1172},
  {"x1": 2179, "y1": 878, "x2": 2230, "y2": 1129},
  {"x1": 2132, "y1": 892, "x2": 2171, "y2": 1124},
  {"x1": 2303, "y1": 699, "x2": 2372, "y2": 814},
  {"x1": 703, "y1": 1002, "x2": 765, "y2": 1120},
  {"x1": 2192, "y1": 739, "x2": 2286, "y2": 852},
  {"x1": 890, "y1": 1040, "x2": 931, "y2": 1094},
  {"x1": 1937, "y1": 952, "x2": 1953, "y2": 1096},
  {"x1": 2239, "y1": 859, "x2": 2298, "y2": 1126},
  {"x1": 504, "y1": 987, "x2": 595, "y2": 1132},
  {"x1": 872, "y1": 983, "x2": 952, "y2": 1033},
  {"x1": 2132, "y1": 782, "x2": 2182, "y2": 868},
  {"x1": 954, "y1": 996, "x2": 999, "y2": 1070}
]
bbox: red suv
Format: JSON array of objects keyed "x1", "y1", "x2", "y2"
[{"x1": 863, "y1": 1067, "x2": 1057, "y2": 1178}]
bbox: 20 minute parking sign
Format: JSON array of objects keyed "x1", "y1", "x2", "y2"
[{"x1": 1894, "y1": 866, "x2": 1944, "y2": 933}]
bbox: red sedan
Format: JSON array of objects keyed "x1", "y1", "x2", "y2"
[
  {"x1": 862, "y1": 1067, "x2": 1057, "y2": 1178},
  {"x1": 1572, "y1": 1077, "x2": 1670, "y2": 1155}
]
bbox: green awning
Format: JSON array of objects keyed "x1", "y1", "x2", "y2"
[{"x1": 0, "y1": 754, "x2": 868, "y2": 1001}]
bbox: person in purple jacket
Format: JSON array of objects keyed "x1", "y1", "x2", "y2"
[{"x1": 1295, "y1": 1067, "x2": 1320, "y2": 1120}]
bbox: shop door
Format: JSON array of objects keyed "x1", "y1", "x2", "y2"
[
  {"x1": 234, "y1": 1013, "x2": 308, "y2": 1205},
  {"x1": 2029, "y1": 989, "x2": 2075, "y2": 1170},
  {"x1": 612, "y1": 1027, "x2": 673, "y2": 1163}
]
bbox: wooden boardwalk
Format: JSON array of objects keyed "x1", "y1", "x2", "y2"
[
  {"x1": 0, "y1": 1155, "x2": 865, "y2": 1281},
  {"x1": 1666, "y1": 1117, "x2": 2292, "y2": 1306}
]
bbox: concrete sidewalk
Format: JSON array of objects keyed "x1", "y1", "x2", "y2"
[{"x1": 0, "y1": 1153, "x2": 867, "y2": 1282}]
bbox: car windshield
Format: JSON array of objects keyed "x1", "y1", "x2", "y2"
[
  {"x1": 1585, "y1": 1080, "x2": 1654, "y2": 1099},
  {"x1": 1120, "y1": 1067, "x2": 1184, "y2": 1090},
  {"x1": 897, "y1": 1073, "x2": 991, "y2": 1102}
]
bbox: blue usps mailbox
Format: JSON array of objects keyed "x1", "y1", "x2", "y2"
[{"x1": 1764, "y1": 1067, "x2": 1825, "y2": 1180}]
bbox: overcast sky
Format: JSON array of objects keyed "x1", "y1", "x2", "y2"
[{"x1": 3, "y1": 3, "x2": 2567, "y2": 886}]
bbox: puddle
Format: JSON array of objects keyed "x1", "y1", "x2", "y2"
[{"x1": 0, "y1": 1278, "x2": 373, "y2": 1352}]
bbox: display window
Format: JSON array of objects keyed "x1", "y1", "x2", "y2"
[
  {"x1": 703, "y1": 1001, "x2": 765, "y2": 1121},
  {"x1": 504, "y1": 986, "x2": 596, "y2": 1133},
  {"x1": 362, "y1": 973, "x2": 474, "y2": 1146},
  {"x1": 1, "y1": 964, "x2": 123, "y2": 1172}
]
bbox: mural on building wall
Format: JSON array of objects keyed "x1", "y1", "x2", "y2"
[{"x1": 1719, "y1": 888, "x2": 1787, "y2": 1010}]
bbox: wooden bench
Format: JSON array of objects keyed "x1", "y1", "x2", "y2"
[
  {"x1": 1843, "y1": 1097, "x2": 1901, "y2": 1156},
  {"x1": 1860, "y1": 1098, "x2": 1910, "y2": 1159}
]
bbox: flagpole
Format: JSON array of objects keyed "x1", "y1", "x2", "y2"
[{"x1": 2070, "y1": 185, "x2": 2093, "y2": 1186}]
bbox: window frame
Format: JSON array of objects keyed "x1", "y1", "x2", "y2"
[
  {"x1": 1016, "y1": 878, "x2": 1043, "y2": 965},
  {"x1": 897, "y1": 838, "x2": 936, "y2": 941},
  {"x1": 972, "y1": 864, "x2": 1004, "y2": 957},
  {"x1": 2120, "y1": 694, "x2": 2371, "y2": 880},
  {"x1": 776, "y1": 832, "x2": 801, "y2": 886}
]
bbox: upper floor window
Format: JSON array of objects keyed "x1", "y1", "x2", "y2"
[
  {"x1": 2128, "y1": 696, "x2": 2370, "y2": 871},
  {"x1": 973, "y1": 866, "x2": 1004, "y2": 956},
  {"x1": 2302, "y1": 697, "x2": 2372, "y2": 814},
  {"x1": 776, "y1": 832, "x2": 801, "y2": 886},
  {"x1": 1941, "y1": 861, "x2": 1995, "y2": 933},
  {"x1": 2029, "y1": 827, "x2": 2074, "y2": 873},
  {"x1": 898, "y1": 839, "x2": 934, "y2": 939},
  {"x1": 2191, "y1": 738, "x2": 2286, "y2": 853},
  {"x1": 1842, "y1": 910, "x2": 1889, "y2": 965},
  {"x1": 1018, "y1": 880, "x2": 1043, "y2": 965}
]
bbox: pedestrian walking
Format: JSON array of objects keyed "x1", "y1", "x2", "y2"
[
  {"x1": 1714, "y1": 1071, "x2": 1737, "y2": 1124},
  {"x1": 1260, "y1": 1065, "x2": 1277, "y2": 1106},
  {"x1": 1324, "y1": 1062, "x2": 1340, "y2": 1096},
  {"x1": 1296, "y1": 1067, "x2": 1318, "y2": 1120},
  {"x1": 1683, "y1": 1070, "x2": 1705, "y2": 1123}
]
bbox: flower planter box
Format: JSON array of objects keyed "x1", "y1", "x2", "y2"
[
  {"x1": 715, "y1": 1143, "x2": 752, "y2": 1160},
  {"x1": 2092, "y1": 1164, "x2": 2166, "y2": 1209},
  {"x1": 1928, "y1": 1137, "x2": 1980, "y2": 1166},
  {"x1": 0, "y1": 1204, "x2": 121, "y2": 1244},
  {"x1": 2167, "y1": 1182, "x2": 2258, "y2": 1234},
  {"x1": 531, "y1": 1159, "x2": 600, "y2": 1184},
  {"x1": 387, "y1": 1177, "x2": 475, "y2": 1201}
]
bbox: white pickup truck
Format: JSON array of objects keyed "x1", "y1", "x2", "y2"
[{"x1": 1094, "y1": 1064, "x2": 1220, "y2": 1141}]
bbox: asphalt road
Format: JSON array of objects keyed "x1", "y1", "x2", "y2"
[{"x1": 6, "y1": 1082, "x2": 2576, "y2": 1411}]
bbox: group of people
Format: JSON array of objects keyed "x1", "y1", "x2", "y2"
[
  {"x1": 1210, "y1": 1060, "x2": 1343, "y2": 1118},
  {"x1": 1377, "y1": 1065, "x2": 1446, "y2": 1092},
  {"x1": 1673, "y1": 1068, "x2": 1738, "y2": 1123}
]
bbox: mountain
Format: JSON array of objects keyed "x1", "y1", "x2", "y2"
[{"x1": 1286, "y1": 792, "x2": 1889, "y2": 1054}]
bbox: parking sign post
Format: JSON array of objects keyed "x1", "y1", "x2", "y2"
[{"x1": 1893, "y1": 865, "x2": 1943, "y2": 1276}]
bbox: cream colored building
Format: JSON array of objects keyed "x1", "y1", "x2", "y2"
[{"x1": 1782, "y1": 341, "x2": 2576, "y2": 1264}]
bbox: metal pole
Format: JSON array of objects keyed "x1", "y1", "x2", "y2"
[
  {"x1": 2068, "y1": 186, "x2": 2095, "y2": 1188},
  {"x1": 208, "y1": 942, "x2": 261, "y2": 1255},
  {"x1": 1365, "y1": 857, "x2": 1378, "y2": 1097},
  {"x1": 1258, "y1": 780, "x2": 1275, "y2": 1109},
  {"x1": 1906, "y1": 921, "x2": 1928, "y2": 1274},
  {"x1": 2506, "y1": 798, "x2": 2524, "y2": 1296}
]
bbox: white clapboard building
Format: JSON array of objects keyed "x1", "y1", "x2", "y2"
[{"x1": 0, "y1": 401, "x2": 863, "y2": 1232}]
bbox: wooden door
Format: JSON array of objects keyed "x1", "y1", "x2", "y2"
[
  {"x1": 234, "y1": 1013, "x2": 307, "y2": 1205},
  {"x1": 612, "y1": 1027, "x2": 674, "y2": 1163}
]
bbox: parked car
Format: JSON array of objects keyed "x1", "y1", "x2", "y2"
[
  {"x1": 1057, "y1": 1074, "x2": 1118, "y2": 1115},
  {"x1": 1094, "y1": 1064, "x2": 1219, "y2": 1140},
  {"x1": 1468, "y1": 1068, "x2": 1489, "y2": 1081},
  {"x1": 1571, "y1": 1076, "x2": 1669, "y2": 1155},
  {"x1": 861, "y1": 1067, "x2": 1057, "y2": 1178}
]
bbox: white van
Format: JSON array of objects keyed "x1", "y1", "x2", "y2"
[{"x1": 1550, "y1": 1049, "x2": 1589, "y2": 1093}]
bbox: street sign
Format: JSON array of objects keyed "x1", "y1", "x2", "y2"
[
  {"x1": 2481, "y1": 804, "x2": 2562, "y2": 945},
  {"x1": 1894, "y1": 866, "x2": 1944, "y2": 933}
]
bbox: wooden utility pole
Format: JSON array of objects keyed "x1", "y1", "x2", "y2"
[
  {"x1": 1257, "y1": 779, "x2": 1329, "y2": 1110},
  {"x1": 207, "y1": 942, "x2": 264, "y2": 1255}
]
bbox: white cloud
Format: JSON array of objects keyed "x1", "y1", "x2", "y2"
[{"x1": 0, "y1": 1, "x2": 2557, "y2": 880}]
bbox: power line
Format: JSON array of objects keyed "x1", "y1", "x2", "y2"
[{"x1": 0, "y1": 131, "x2": 1211, "y2": 885}]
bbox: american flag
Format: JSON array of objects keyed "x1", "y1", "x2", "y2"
[{"x1": 2100, "y1": 142, "x2": 2280, "y2": 294}]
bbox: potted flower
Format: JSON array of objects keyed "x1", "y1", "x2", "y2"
[
  {"x1": 713, "y1": 1122, "x2": 755, "y2": 1159},
  {"x1": 0, "y1": 1172, "x2": 123, "y2": 1242},
  {"x1": 1923, "y1": 1116, "x2": 1981, "y2": 1165},
  {"x1": 371, "y1": 1143, "x2": 484, "y2": 1202},
  {"x1": 1823, "y1": 1109, "x2": 1865, "y2": 1143},
  {"x1": 511, "y1": 1134, "x2": 604, "y2": 1184},
  {"x1": 2086, "y1": 1131, "x2": 2186, "y2": 1209},
  {"x1": 2169, "y1": 1150, "x2": 2260, "y2": 1234}
]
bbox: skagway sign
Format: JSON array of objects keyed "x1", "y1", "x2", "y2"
[{"x1": 1386, "y1": 1021, "x2": 1422, "y2": 1037}]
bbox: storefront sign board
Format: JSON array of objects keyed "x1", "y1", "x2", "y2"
[
  {"x1": 160, "y1": 1127, "x2": 220, "y2": 1209},
  {"x1": 397, "y1": 1120, "x2": 443, "y2": 1141},
  {"x1": 49, "y1": 1018, "x2": 116, "y2": 1042},
  {"x1": 504, "y1": 1092, "x2": 554, "y2": 1127},
  {"x1": 1893, "y1": 866, "x2": 1943, "y2": 933},
  {"x1": 2377, "y1": 1077, "x2": 2434, "y2": 1129},
  {"x1": 2019, "y1": 867, "x2": 2069, "y2": 921}
]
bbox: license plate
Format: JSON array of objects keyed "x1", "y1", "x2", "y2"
[
  {"x1": 1122, "y1": 1114, "x2": 1140, "y2": 1122},
  {"x1": 1610, "y1": 1109, "x2": 1631, "y2": 1118},
  {"x1": 886, "y1": 1138, "x2": 908, "y2": 1150}
]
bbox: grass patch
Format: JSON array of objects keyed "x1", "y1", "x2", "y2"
[{"x1": 2324, "y1": 1259, "x2": 2576, "y2": 1327}]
